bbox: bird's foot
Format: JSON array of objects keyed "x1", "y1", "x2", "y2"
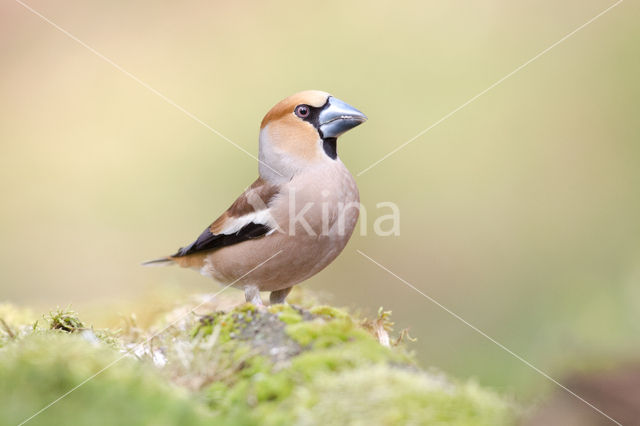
[
  {"x1": 269, "y1": 287, "x2": 292, "y2": 305},
  {"x1": 244, "y1": 285, "x2": 266, "y2": 310}
]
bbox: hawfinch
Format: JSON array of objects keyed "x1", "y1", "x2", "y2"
[{"x1": 144, "y1": 90, "x2": 366, "y2": 305}]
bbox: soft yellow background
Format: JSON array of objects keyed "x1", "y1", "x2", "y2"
[{"x1": 1, "y1": 0, "x2": 638, "y2": 398}]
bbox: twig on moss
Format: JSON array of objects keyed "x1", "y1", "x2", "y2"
[
  {"x1": 394, "y1": 328, "x2": 417, "y2": 346},
  {"x1": 0, "y1": 318, "x2": 15, "y2": 338}
]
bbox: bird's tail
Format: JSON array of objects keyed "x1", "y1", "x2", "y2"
[{"x1": 141, "y1": 256, "x2": 175, "y2": 267}]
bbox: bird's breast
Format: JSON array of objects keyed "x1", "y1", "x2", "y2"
[{"x1": 272, "y1": 161, "x2": 359, "y2": 240}]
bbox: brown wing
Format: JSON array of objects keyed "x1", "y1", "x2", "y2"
[{"x1": 171, "y1": 178, "x2": 280, "y2": 258}]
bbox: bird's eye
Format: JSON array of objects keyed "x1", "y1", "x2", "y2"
[{"x1": 295, "y1": 105, "x2": 310, "y2": 118}]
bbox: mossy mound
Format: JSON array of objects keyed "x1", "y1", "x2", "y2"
[
  {"x1": 188, "y1": 304, "x2": 514, "y2": 425},
  {"x1": 291, "y1": 365, "x2": 512, "y2": 426},
  {"x1": 0, "y1": 334, "x2": 211, "y2": 426},
  {"x1": 0, "y1": 299, "x2": 516, "y2": 425}
]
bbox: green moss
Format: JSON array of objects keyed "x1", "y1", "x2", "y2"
[
  {"x1": 267, "y1": 304, "x2": 303, "y2": 324},
  {"x1": 199, "y1": 305, "x2": 459, "y2": 425},
  {"x1": 191, "y1": 310, "x2": 238, "y2": 342},
  {"x1": 308, "y1": 305, "x2": 350, "y2": 320},
  {"x1": 45, "y1": 307, "x2": 84, "y2": 333},
  {"x1": 235, "y1": 302, "x2": 257, "y2": 314},
  {"x1": 202, "y1": 314, "x2": 511, "y2": 425},
  {"x1": 285, "y1": 315, "x2": 374, "y2": 349},
  {"x1": 0, "y1": 334, "x2": 211, "y2": 426},
  {"x1": 289, "y1": 364, "x2": 515, "y2": 426},
  {"x1": 190, "y1": 312, "x2": 223, "y2": 338}
]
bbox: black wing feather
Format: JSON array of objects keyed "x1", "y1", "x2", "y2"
[{"x1": 172, "y1": 222, "x2": 271, "y2": 257}]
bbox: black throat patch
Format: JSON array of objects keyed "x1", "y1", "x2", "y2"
[{"x1": 322, "y1": 138, "x2": 338, "y2": 160}]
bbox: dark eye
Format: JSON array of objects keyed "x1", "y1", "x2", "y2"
[{"x1": 295, "y1": 105, "x2": 310, "y2": 118}]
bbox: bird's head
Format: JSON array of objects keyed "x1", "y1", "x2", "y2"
[{"x1": 258, "y1": 90, "x2": 367, "y2": 181}]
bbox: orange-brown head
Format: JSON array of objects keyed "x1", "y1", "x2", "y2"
[{"x1": 258, "y1": 90, "x2": 366, "y2": 181}]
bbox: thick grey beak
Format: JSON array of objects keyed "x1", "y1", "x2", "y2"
[{"x1": 318, "y1": 96, "x2": 367, "y2": 139}]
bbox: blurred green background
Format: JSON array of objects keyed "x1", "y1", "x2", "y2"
[{"x1": 1, "y1": 0, "x2": 638, "y2": 400}]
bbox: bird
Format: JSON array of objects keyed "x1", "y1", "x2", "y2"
[{"x1": 144, "y1": 90, "x2": 367, "y2": 305}]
